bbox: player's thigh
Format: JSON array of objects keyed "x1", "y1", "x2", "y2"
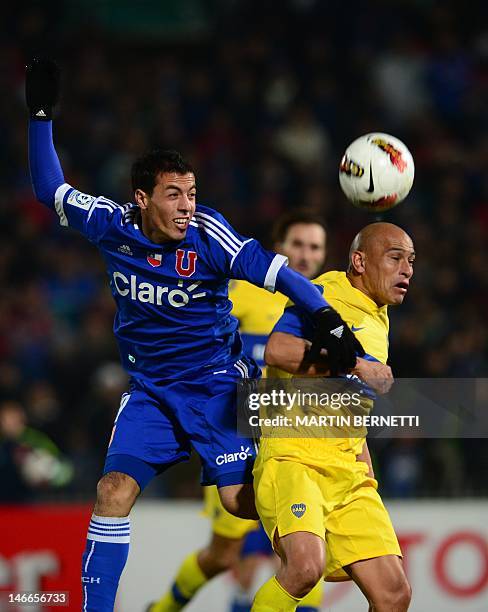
[
  {"x1": 105, "y1": 383, "x2": 191, "y2": 491},
  {"x1": 325, "y1": 481, "x2": 401, "y2": 581},
  {"x1": 204, "y1": 485, "x2": 259, "y2": 539},
  {"x1": 345, "y1": 555, "x2": 411, "y2": 607},
  {"x1": 254, "y1": 458, "x2": 326, "y2": 547},
  {"x1": 171, "y1": 363, "x2": 259, "y2": 493}
]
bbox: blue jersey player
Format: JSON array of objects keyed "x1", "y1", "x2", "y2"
[{"x1": 25, "y1": 59, "x2": 363, "y2": 612}]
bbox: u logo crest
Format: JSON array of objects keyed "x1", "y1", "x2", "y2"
[{"x1": 175, "y1": 249, "x2": 197, "y2": 277}]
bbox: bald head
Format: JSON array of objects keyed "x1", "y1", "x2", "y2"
[{"x1": 347, "y1": 223, "x2": 415, "y2": 306}]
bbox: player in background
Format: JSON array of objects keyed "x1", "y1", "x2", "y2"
[
  {"x1": 252, "y1": 223, "x2": 414, "y2": 611},
  {"x1": 149, "y1": 211, "x2": 327, "y2": 612},
  {"x1": 24, "y1": 59, "x2": 363, "y2": 612}
]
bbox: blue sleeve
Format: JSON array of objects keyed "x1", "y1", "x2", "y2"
[
  {"x1": 193, "y1": 207, "x2": 287, "y2": 289},
  {"x1": 275, "y1": 266, "x2": 329, "y2": 313},
  {"x1": 28, "y1": 120, "x2": 65, "y2": 206},
  {"x1": 29, "y1": 119, "x2": 123, "y2": 244},
  {"x1": 272, "y1": 305, "x2": 314, "y2": 341}
]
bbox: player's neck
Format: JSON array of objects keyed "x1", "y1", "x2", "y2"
[{"x1": 140, "y1": 213, "x2": 171, "y2": 245}]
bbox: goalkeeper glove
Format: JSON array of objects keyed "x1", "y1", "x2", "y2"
[
  {"x1": 25, "y1": 58, "x2": 60, "y2": 121},
  {"x1": 310, "y1": 307, "x2": 365, "y2": 376}
]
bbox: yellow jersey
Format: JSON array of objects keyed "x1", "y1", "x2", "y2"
[
  {"x1": 229, "y1": 280, "x2": 288, "y2": 368},
  {"x1": 264, "y1": 270, "x2": 389, "y2": 455}
]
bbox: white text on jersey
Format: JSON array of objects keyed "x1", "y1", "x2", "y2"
[{"x1": 112, "y1": 271, "x2": 207, "y2": 308}]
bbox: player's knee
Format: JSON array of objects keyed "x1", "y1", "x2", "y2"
[
  {"x1": 374, "y1": 574, "x2": 412, "y2": 610},
  {"x1": 286, "y1": 560, "x2": 323, "y2": 597},
  {"x1": 201, "y1": 535, "x2": 242, "y2": 576},
  {"x1": 281, "y1": 550, "x2": 323, "y2": 596},
  {"x1": 208, "y1": 546, "x2": 240, "y2": 574},
  {"x1": 95, "y1": 472, "x2": 139, "y2": 515},
  {"x1": 394, "y1": 577, "x2": 412, "y2": 610}
]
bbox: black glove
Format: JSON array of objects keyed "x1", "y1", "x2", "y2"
[
  {"x1": 25, "y1": 58, "x2": 60, "y2": 121},
  {"x1": 309, "y1": 307, "x2": 365, "y2": 376}
]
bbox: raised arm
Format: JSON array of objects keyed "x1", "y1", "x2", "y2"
[
  {"x1": 25, "y1": 59, "x2": 122, "y2": 244},
  {"x1": 26, "y1": 59, "x2": 65, "y2": 207}
]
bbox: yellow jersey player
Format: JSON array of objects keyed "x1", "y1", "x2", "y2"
[
  {"x1": 252, "y1": 223, "x2": 414, "y2": 612},
  {"x1": 148, "y1": 211, "x2": 327, "y2": 612}
]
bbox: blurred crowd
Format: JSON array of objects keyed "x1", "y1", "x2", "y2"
[{"x1": 0, "y1": 0, "x2": 487, "y2": 502}]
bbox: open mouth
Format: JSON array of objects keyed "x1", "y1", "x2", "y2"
[
  {"x1": 394, "y1": 281, "x2": 409, "y2": 293},
  {"x1": 173, "y1": 217, "x2": 189, "y2": 230}
]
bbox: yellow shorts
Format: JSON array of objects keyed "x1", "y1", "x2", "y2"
[
  {"x1": 203, "y1": 485, "x2": 259, "y2": 540},
  {"x1": 253, "y1": 439, "x2": 401, "y2": 581}
]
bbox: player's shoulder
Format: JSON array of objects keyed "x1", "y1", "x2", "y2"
[
  {"x1": 194, "y1": 203, "x2": 222, "y2": 216},
  {"x1": 192, "y1": 204, "x2": 232, "y2": 231},
  {"x1": 64, "y1": 186, "x2": 129, "y2": 215},
  {"x1": 102, "y1": 199, "x2": 139, "y2": 237},
  {"x1": 189, "y1": 204, "x2": 248, "y2": 258},
  {"x1": 312, "y1": 270, "x2": 345, "y2": 290},
  {"x1": 119, "y1": 202, "x2": 140, "y2": 226},
  {"x1": 61, "y1": 185, "x2": 137, "y2": 241}
]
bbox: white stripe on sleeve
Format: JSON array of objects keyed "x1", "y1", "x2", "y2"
[
  {"x1": 264, "y1": 254, "x2": 288, "y2": 293},
  {"x1": 230, "y1": 238, "x2": 254, "y2": 269},
  {"x1": 54, "y1": 183, "x2": 72, "y2": 226},
  {"x1": 190, "y1": 219, "x2": 238, "y2": 256}
]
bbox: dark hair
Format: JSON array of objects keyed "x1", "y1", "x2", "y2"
[
  {"x1": 131, "y1": 149, "x2": 194, "y2": 194},
  {"x1": 271, "y1": 209, "x2": 327, "y2": 244}
]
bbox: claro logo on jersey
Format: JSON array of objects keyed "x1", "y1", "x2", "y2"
[
  {"x1": 112, "y1": 272, "x2": 206, "y2": 308},
  {"x1": 215, "y1": 446, "x2": 252, "y2": 466}
]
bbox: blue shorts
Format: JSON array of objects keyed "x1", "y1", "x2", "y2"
[{"x1": 103, "y1": 356, "x2": 259, "y2": 491}]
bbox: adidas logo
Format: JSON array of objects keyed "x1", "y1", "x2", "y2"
[
  {"x1": 35, "y1": 109, "x2": 47, "y2": 117},
  {"x1": 330, "y1": 325, "x2": 344, "y2": 338},
  {"x1": 118, "y1": 244, "x2": 133, "y2": 256}
]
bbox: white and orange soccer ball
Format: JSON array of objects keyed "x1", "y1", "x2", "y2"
[{"x1": 339, "y1": 132, "x2": 415, "y2": 211}]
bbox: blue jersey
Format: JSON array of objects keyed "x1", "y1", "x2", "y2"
[{"x1": 53, "y1": 183, "x2": 287, "y2": 380}]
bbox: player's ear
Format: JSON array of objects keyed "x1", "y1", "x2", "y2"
[
  {"x1": 351, "y1": 250, "x2": 366, "y2": 274},
  {"x1": 134, "y1": 188, "x2": 149, "y2": 210}
]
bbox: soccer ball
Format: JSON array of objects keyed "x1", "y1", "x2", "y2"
[{"x1": 339, "y1": 132, "x2": 414, "y2": 211}]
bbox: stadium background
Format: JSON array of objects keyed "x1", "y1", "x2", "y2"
[{"x1": 0, "y1": 0, "x2": 487, "y2": 610}]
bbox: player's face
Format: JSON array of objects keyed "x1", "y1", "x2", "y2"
[
  {"x1": 363, "y1": 234, "x2": 415, "y2": 306},
  {"x1": 137, "y1": 172, "x2": 196, "y2": 242},
  {"x1": 277, "y1": 223, "x2": 326, "y2": 279}
]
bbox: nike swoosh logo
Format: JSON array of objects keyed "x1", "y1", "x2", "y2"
[
  {"x1": 367, "y1": 164, "x2": 375, "y2": 193},
  {"x1": 351, "y1": 326, "x2": 365, "y2": 332}
]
